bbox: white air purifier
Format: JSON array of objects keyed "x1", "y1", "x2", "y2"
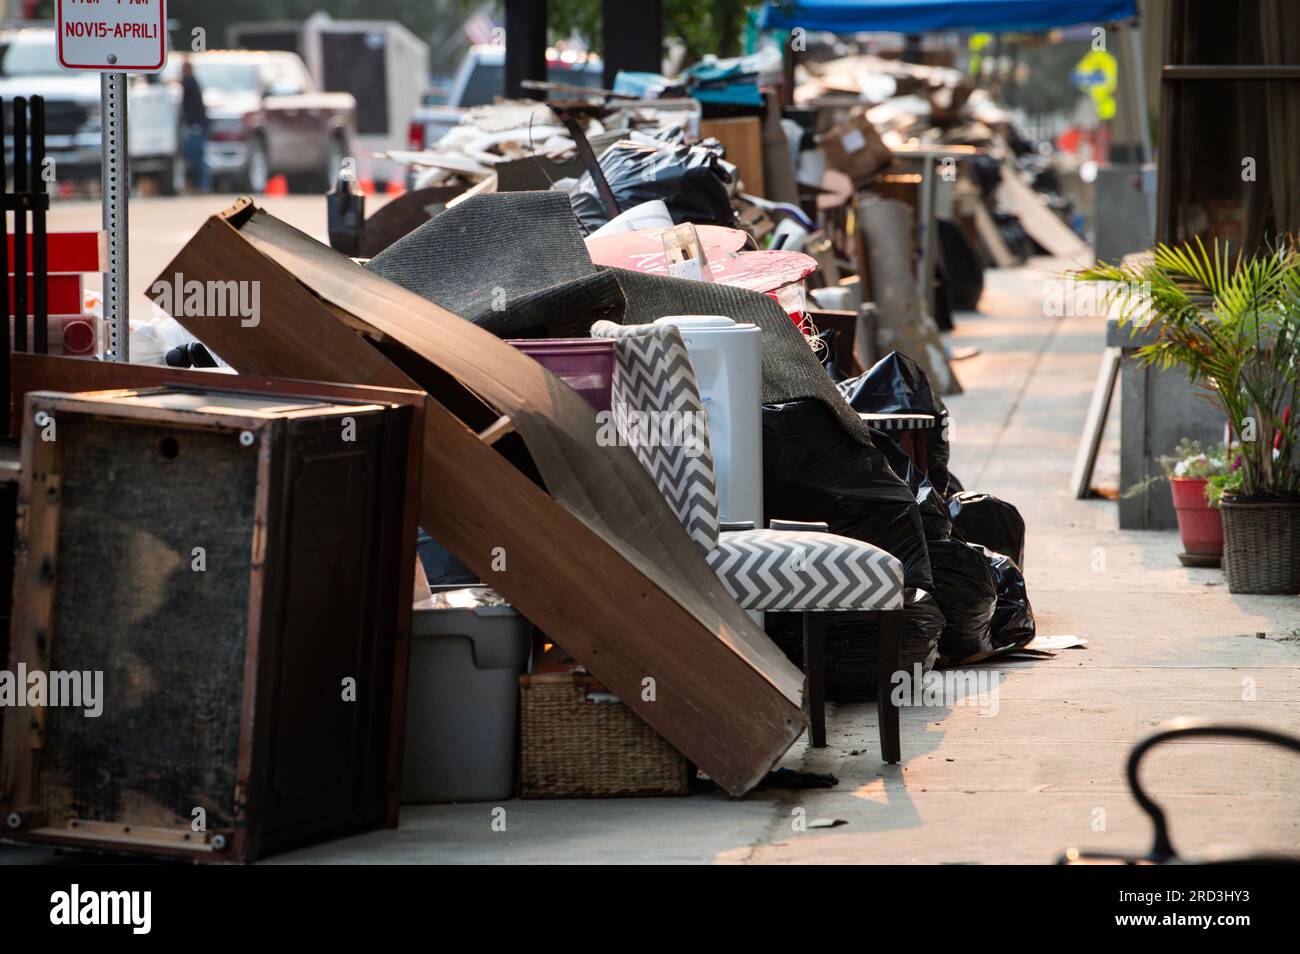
[{"x1": 654, "y1": 315, "x2": 763, "y2": 530}]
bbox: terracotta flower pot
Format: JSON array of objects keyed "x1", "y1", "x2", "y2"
[{"x1": 1169, "y1": 477, "x2": 1223, "y2": 562}]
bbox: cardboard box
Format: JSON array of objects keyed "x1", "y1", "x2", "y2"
[{"x1": 821, "y1": 113, "x2": 892, "y2": 187}]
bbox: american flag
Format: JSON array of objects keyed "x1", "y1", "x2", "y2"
[{"x1": 464, "y1": 8, "x2": 499, "y2": 47}]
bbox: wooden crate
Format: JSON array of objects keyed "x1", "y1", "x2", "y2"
[{"x1": 0, "y1": 385, "x2": 414, "y2": 862}]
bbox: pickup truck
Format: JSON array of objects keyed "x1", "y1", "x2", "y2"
[
  {"x1": 0, "y1": 27, "x2": 183, "y2": 193},
  {"x1": 165, "y1": 50, "x2": 356, "y2": 193}
]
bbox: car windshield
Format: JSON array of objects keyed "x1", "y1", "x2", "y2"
[
  {"x1": 2, "y1": 35, "x2": 59, "y2": 77},
  {"x1": 190, "y1": 61, "x2": 260, "y2": 93}
]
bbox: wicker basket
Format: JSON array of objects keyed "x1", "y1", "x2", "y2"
[
  {"x1": 519, "y1": 673, "x2": 691, "y2": 798},
  {"x1": 1220, "y1": 499, "x2": 1300, "y2": 594}
]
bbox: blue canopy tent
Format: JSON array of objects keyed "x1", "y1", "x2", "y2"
[{"x1": 759, "y1": 0, "x2": 1138, "y2": 34}]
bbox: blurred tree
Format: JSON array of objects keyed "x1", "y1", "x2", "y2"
[{"x1": 550, "y1": 0, "x2": 764, "y2": 60}]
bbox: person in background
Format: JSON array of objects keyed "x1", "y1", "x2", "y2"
[{"x1": 180, "y1": 61, "x2": 211, "y2": 192}]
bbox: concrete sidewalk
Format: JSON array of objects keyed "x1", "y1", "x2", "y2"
[{"x1": 267, "y1": 260, "x2": 1299, "y2": 865}]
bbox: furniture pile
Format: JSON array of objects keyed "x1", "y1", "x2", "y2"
[{"x1": 0, "y1": 54, "x2": 1065, "y2": 862}]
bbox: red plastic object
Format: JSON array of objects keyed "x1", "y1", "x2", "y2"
[
  {"x1": 6, "y1": 231, "x2": 103, "y2": 273},
  {"x1": 1170, "y1": 477, "x2": 1223, "y2": 557},
  {"x1": 60, "y1": 317, "x2": 97, "y2": 355},
  {"x1": 508, "y1": 338, "x2": 615, "y2": 412},
  {"x1": 5, "y1": 274, "x2": 83, "y2": 315}
]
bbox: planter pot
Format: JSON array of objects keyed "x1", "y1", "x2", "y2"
[
  {"x1": 1220, "y1": 498, "x2": 1300, "y2": 594},
  {"x1": 1170, "y1": 477, "x2": 1223, "y2": 565}
]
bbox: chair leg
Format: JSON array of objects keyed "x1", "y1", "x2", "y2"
[
  {"x1": 875, "y1": 610, "x2": 902, "y2": 764},
  {"x1": 802, "y1": 611, "x2": 826, "y2": 748}
]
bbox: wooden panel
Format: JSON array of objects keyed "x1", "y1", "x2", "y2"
[
  {"x1": 148, "y1": 201, "x2": 806, "y2": 796},
  {"x1": 700, "y1": 117, "x2": 765, "y2": 198}
]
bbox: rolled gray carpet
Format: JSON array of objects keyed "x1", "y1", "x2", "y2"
[{"x1": 365, "y1": 190, "x2": 624, "y2": 338}]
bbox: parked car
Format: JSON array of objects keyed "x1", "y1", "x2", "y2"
[
  {"x1": 404, "y1": 46, "x2": 603, "y2": 184},
  {"x1": 0, "y1": 27, "x2": 182, "y2": 193},
  {"x1": 165, "y1": 50, "x2": 355, "y2": 193},
  {"x1": 227, "y1": 15, "x2": 429, "y2": 191}
]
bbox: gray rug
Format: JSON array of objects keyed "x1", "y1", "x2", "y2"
[{"x1": 365, "y1": 190, "x2": 624, "y2": 338}]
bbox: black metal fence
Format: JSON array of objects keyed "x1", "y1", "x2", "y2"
[{"x1": 2, "y1": 95, "x2": 51, "y2": 435}]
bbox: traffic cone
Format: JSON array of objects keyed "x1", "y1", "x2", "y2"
[
  {"x1": 385, "y1": 179, "x2": 406, "y2": 196},
  {"x1": 265, "y1": 174, "x2": 289, "y2": 196},
  {"x1": 358, "y1": 178, "x2": 376, "y2": 195}
]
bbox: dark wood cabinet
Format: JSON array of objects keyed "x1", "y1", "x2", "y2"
[{"x1": 1, "y1": 385, "x2": 415, "y2": 862}]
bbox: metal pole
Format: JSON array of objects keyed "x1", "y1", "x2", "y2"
[
  {"x1": 1, "y1": 97, "x2": 10, "y2": 435},
  {"x1": 504, "y1": 0, "x2": 548, "y2": 101},
  {"x1": 101, "y1": 72, "x2": 129, "y2": 362},
  {"x1": 1128, "y1": 21, "x2": 1152, "y2": 165},
  {"x1": 32, "y1": 95, "x2": 48, "y2": 356},
  {"x1": 13, "y1": 96, "x2": 28, "y2": 353},
  {"x1": 917, "y1": 154, "x2": 936, "y2": 319}
]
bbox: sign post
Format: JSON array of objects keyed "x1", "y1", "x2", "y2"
[{"x1": 56, "y1": 0, "x2": 168, "y2": 363}]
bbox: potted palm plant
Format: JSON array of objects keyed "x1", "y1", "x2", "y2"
[{"x1": 1079, "y1": 240, "x2": 1300, "y2": 594}]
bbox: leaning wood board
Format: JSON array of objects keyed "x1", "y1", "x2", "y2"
[
  {"x1": 1070, "y1": 346, "x2": 1122, "y2": 499},
  {"x1": 6, "y1": 354, "x2": 428, "y2": 831},
  {"x1": 150, "y1": 200, "x2": 806, "y2": 796}
]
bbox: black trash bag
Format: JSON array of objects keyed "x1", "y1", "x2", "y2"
[
  {"x1": 949, "y1": 491, "x2": 1026, "y2": 568},
  {"x1": 937, "y1": 217, "x2": 984, "y2": 312},
  {"x1": 922, "y1": 420, "x2": 961, "y2": 499},
  {"x1": 928, "y1": 537, "x2": 997, "y2": 662},
  {"x1": 570, "y1": 139, "x2": 736, "y2": 233},
  {"x1": 840, "y1": 352, "x2": 963, "y2": 496},
  {"x1": 814, "y1": 327, "x2": 846, "y2": 383},
  {"x1": 767, "y1": 588, "x2": 944, "y2": 702},
  {"x1": 869, "y1": 427, "x2": 951, "y2": 541},
  {"x1": 763, "y1": 398, "x2": 933, "y2": 590},
  {"x1": 838, "y1": 351, "x2": 946, "y2": 416},
  {"x1": 972, "y1": 545, "x2": 1036, "y2": 650}
]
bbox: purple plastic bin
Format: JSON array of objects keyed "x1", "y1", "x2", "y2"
[{"x1": 507, "y1": 338, "x2": 615, "y2": 412}]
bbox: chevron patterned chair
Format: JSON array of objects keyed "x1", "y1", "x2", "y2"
[{"x1": 591, "y1": 320, "x2": 906, "y2": 760}]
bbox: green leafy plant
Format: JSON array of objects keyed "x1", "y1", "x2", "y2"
[
  {"x1": 1207, "y1": 469, "x2": 1245, "y2": 507},
  {"x1": 1077, "y1": 239, "x2": 1300, "y2": 502},
  {"x1": 1122, "y1": 438, "x2": 1233, "y2": 499}
]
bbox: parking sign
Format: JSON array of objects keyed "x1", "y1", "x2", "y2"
[{"x1": 56, "y1": 0, "x2": 169, "y2": 73}]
